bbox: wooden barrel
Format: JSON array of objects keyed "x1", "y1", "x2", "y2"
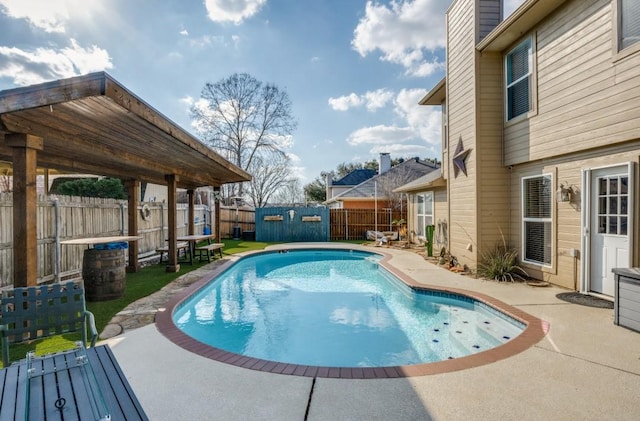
[{"x1": 82, "y1": 248, "x2": 126, "y2": 301}]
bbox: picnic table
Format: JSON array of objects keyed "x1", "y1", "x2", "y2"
[
  {"x1": 0, "y1": 344, "x2": 148, "y2": 420},
  {"x1": 176, "y1": 233, "x2": 217, "y2": 264}
]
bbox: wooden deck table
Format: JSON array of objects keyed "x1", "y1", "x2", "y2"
[
  {"x1": 61, "y1": 236, "x2": 142, "y2": 248},
  {"x1": 0, "y1": 344, "x2": 148, "y2": 420},
  {"x1": 61, "y1": 236, "x2": 142, "y2": 301}
]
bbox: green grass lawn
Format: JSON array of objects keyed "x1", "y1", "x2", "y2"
[{"x1": 1, "y1": 239, "x2": 273, "y2": 367}]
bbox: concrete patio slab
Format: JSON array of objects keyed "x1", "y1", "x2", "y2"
[{"x1": 106, "y1": 244, "x2": 640, "y2": 420}]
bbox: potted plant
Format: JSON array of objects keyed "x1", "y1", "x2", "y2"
[{"x1": 392, "y1": 219, "x2": 407, "y2": 241}]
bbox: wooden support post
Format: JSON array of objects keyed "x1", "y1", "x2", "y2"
[
  {"x1": 214, "y1": 187, "x2": 221, "y2": 241},
  {"x1": 125, "y1": 180, "x2": 140, "y2": 273},
  {"x1": 187, "y1": 189, "x2": 195, "y2": 235},
  {"x1": 165, "y1": 174, "x2": 180, "y2": 272},
  {"x1": 6, "y1": 134, "x2": 43, "y2": 287}
]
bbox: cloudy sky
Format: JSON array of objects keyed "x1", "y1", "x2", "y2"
[{"x1": 0, "y1": 0, "x2": 525, "y2": 183}]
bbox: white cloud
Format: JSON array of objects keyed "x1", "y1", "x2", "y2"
[
  {"x1": 394, "y1": 88, "x2": 441, "y2": 146},
  {"x1": 188, "y1": 35, "x2": 225, "y2": 48},
  {"x1": 363, "y1": 89, "x2": 394, "y2": 111},
  {"x1": 286, "y1": 152, "x2": 307, "y2": 180},
  {"x1": 328, "y1": 93, "x2": 362, "y2": 111},
  {"x1": 0, "y1": 0, "x2": 104, "y2": 33},
  {"x1": 204, "y1": 0, "x2": 266, "y2": 24},
  {"x1": 179, "y1": 29, "x2": 189, "y2": 36},
  {"x1": 328, "y1": 89, "x2": 393, "y2": 112},
  {"x1": 347, "y1": 125, "x2": 415, "y2": 146},
  {"x1": 370, "y1": 143, "x2": 431, "y2": 156},
  {"x1": 352, "y1": 0, "x2": 447, "y2": 77},
  {"x1": 0, "y1": 39, "x2": 113, "y2": 86},
  {"x1": 343, "y1": 88, "x2": 441, "y2": 158},
  {"x1": 272, "y1": 134, "x2": 293, "y2": 149},
  {"x1": 286, "y1": 152, "x2": 301, "y2": 163},
  {"x1": 180, "y1": 95, "x2": 194, "y2": 106}
]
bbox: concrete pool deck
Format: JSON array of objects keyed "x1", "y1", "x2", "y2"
[{"x1": 103, "y1": 244, "x2": 640, "y2": 420}]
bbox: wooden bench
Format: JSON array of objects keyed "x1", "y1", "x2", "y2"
[
  {"x1": 195, "y1": 243, "x2": 225, "y2": 262},
  {"x1": 156, "y1": 241, "x2": 189, "y2": 263}
]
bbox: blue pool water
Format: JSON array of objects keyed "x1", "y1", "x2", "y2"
[{"x1": 173, "y1": 249, "x2": 524, "y2": 367}]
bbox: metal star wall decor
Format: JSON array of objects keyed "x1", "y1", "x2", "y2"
[{"x1": 452, "y1": 136, "x2": 471, "y2": 177}]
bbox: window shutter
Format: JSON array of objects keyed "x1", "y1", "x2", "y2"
[{"x1": 622, "y1": 0, "x2": 640, "y2": 49}]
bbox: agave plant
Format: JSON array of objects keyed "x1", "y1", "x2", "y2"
[{"x1": 477, "y1": 244, "x2": 528, "y2": 282}]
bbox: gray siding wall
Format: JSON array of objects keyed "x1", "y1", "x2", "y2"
[{"x1": 478, "y1": 0, "x2": 502, "y2": 42}]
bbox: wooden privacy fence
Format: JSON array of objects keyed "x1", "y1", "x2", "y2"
[
  {"x1": 329, "y1": 208, "x2": 407, "y2": 241},
  {"x1": 256, "y1": 207, "x2": 329, "y2": 242},
  {"x1": 0, "y1": 194, "x2": 255, "y2": 288},
  {"x1": 218, "y1": 207, "x2": 255, "y2": 239},
  {"x1": 1, "y1": 195, "x2": 407, "y2": 286}
]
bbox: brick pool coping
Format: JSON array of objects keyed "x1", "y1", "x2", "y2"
[{"x1": 155, "y1": 248, "x2": 549, "y2": 378}]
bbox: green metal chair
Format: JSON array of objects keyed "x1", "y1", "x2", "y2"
[{"x1": 0, "y1": 281, "x2": 98, "y2": 366}]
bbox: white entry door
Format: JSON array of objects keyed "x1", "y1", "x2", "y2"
[{"x1": 589, "y1": 166, "x2": 631, "y2": 296}]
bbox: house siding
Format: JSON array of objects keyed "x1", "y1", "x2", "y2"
[
  {"x1": 504, "y1": 0, "x2": 640, "y2": 165},
  {"x1": 447, "y1": 0, "x2": 479, "y2": 268},
  {"x1": 508, "y1": 142, "x2": 640, "y2": 289},
  {"x1": 477, "y1": 50, "x2": 511, "y2": 256}
]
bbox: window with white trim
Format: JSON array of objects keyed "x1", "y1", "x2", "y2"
[
  {"x1": 620, "y1": 0, "x2": 640, "y2": 50},
  {"x1": 522, "y1": 175, "x2": 552, "y2": 266},
  {"x1": 416, "y1": 192, "x2": 434, "y2": 238},
  {"x1": 505, "y1": 38, "x2": 532, "y2": 121}
]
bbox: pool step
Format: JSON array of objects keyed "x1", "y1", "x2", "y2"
[{"x1": 427, "y1": 308, "x2": 520, "y2": 358}]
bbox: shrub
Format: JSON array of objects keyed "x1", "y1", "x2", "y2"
[
  {"x1": 53, "y1": 177, "x2": 127, "y2": 199},
  {"x1": 477, "y1": 244, "x2": 528, "y2": 282}
]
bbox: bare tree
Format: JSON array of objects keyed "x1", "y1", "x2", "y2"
[
  {"x1": 272, "y1": 178, "x2": 305, "y2": 206},
  {"x1": 376, "y1": 165, "x2": 416, "y2": 211},
  {"x1": 190, "y1": 73, "x2": 297, "y2": 199},
  {"x1": 246, "y1": 152, "x2": 292, "y2": 208}
]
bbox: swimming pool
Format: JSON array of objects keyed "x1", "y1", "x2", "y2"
[{"x1": 171, "y1": 249, "x2": 526, "y2": 368}]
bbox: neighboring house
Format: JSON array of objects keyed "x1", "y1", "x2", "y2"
[
  {"x1": 417, "y1": 0, "x2": 640, "y2": 296},
  {"x1": 394, "y1": 169, "x2": 447, "y2": 246},
  {"x1": 324, "y1": 153, "x2": 439, "y2": 209},
  {"x1": 326, "y1": 168, "x2": 377, "y2": 202}
]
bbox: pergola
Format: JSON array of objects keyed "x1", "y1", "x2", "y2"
[{"x1": 0, "y1": 72, "x2": 251, "y2": 287}]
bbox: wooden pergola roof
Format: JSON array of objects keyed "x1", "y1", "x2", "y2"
[
  {"x1": 0, "y1": 72, "x2": 251, "y2": 287},
  {"x1": 0, "y1": 72, "x2": 250, "y2": 189}
]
